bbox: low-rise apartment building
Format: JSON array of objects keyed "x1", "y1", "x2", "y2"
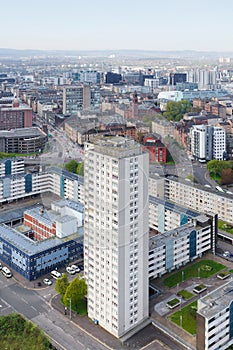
[
  {"x1": 197, "y1": 280, "x2": 233, "y2": 350},
  {"x1": 164, "y1": 177, "x2": 233, "y2": 224},
  {"x1": 149, "y1": 214, "x2": 216, "y2": 279},
  {"x1": 0, "y1": 158, "x2": 24, "y2": 177}
]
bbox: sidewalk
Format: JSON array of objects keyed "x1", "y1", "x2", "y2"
[
  {"x1": 51, "y1": 294, "x2": 167, "y2": 350},
  {"x1": 11, "y1": 269, "x2": 167, "y2": 349},
  {"x1": 11, "y1": 267, "x2": 196, "y2": 350},
  {"x1": 51, "y1": 294, "x2": 124, "y2": 350}
]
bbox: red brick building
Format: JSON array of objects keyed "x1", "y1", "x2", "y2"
[
  {"x1": 142, "y1": 135, "x2": 167, "y2": 163},
  {"x1": 24, "y1": 208, "x2": 56, "y2": 241},
  {"x1": 0, "y1": 101, "x2": 32, "y2": 130}
]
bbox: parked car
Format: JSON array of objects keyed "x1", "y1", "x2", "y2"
[
  {"x1": 66, "y1": 266, "x2": 76, "y2": 275},
  {"x1": 70, "y1": 264, "x2": 80, "y2": 273},
  {"x1": 2, "y1": 266, "x2": 12, "y2": 278},
  {"x1": 51, "y1": 270, "x2": 62, "y2": 279},
  {"x1": 43, "y1": 278, "x2": 52, "y2": 286},
  {"x1": 223, "y1": 251, "x2": 230, "y2": 257}
]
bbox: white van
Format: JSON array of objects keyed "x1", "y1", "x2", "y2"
[
  {"x1": 51, "y1": 270, "x2": 62, "y2": 279},
  {"x1": 2, "y1": 266, "x2": 12, "y2": 278}
]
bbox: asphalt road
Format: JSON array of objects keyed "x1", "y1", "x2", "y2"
[
  {"x1": 0, "y1": 273, "x2": 191, "y2": 350},
  {"x1": 24, "y1": 128, "x2": 84, "y2": 168},
  {"x1": 149, "y1": 161, "x2": 214, "y2": 187},
  {"x1": 0, "y1": 275, "x2": 108, "y2": 350}
]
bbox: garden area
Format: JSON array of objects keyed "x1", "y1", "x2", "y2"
[
  {"x1": 193, "y1": 284, "x2": 207, "y2": 294},
  {"x1": 177, "y1": 289, "x2": 194, "y2": 300},
  {"x1": 217, "y1": 271, "x2": 231, "y2": 280},
  {"x1": 166, "y1": 298, "x2": 180, "y2": 309},
  {"x1": 163, "y1": 260, "x2": 225, "y2": 288},
  {"x1": 55, "y1": 273, "x2": 87, "y2": 316},
  {"x1": 0, "y1": 152, "x2": 39, "y2": 159},
  {"x1": 168, "y1": 301, "x2": 197, "y2": 335},
  {"x1": 218, "y1": 220, "x2": 233, "y2": 235}
]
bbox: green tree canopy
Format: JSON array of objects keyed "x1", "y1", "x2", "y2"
[
  {"x1": 64, "y1": 276, "x2": 87, "y2": 310},
  {"x1": 64, "y1": 159, "x2": 78, "y2": 173},
  {"x1": 76, "y1": 162, "x2": 84, "y2": 176},
  {"x1": 142, "y1": 115, "x2": 157, "y2": 132},
  {"x1": 207, "y1": 160, "x2": 233, "y2": 177},
  {"x1": 0, "y1": 313, "x2": 51, "y2": 350},
  {"x1": 55, "y1": 273, "x2": 69, "y2": 296},
  {"x1": 164, "y1": 100, "x2": 192, "y2": 121}
]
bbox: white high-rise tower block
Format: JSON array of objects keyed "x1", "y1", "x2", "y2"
[{"x1": 84, "y1": 135, "x2": 149, "y2": 338}]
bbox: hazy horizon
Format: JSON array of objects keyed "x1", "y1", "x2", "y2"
[{"x1": 1, "y1": 0, "x2": 233, "y2": 52}]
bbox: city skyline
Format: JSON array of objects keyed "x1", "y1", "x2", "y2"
[{"x1": 1, "y1": 0, "x2": 233, "y2": 52}]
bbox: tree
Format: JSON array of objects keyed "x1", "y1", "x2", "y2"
[
  {"x1": 0, "y1": 313, "x2": 51, "y2": 350},
  {"x1": 221, "y1": 168, "x2": 233, "y2": 185},
  {"x1": 207, "y1": 160, "x2": 232, "y2": 177},
  {"x1": 142, "y1": 115, "x2": 156, "y2": 132},
  {"x1": 164, "y1": 100, "x2": 192, "y2": 121},
  {"x1": 137, "y1": 131, "x2": 145, "y2": 143},
  {"x1": 55, "y1": 273, "x2": 69, "y2": 296},
  {"x1": 76, "y1": 162, "x2": 84, "y2": 176},
  {"x1": 64, "y1": 276, "x2": 87, "y2": 310},
  {"x1": 64, "y1": 160, "x2": 78, "y2": 173}
]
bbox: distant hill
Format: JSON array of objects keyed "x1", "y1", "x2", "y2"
[{"x1": 0, "y1": 48, "x2": 233, "y2": 59}]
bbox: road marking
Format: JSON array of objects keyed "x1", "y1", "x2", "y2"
[
  {"x1": 21, "y1": 297, "x2": 28, "y2": 304},
  {"x1": 30, "y1": 305, "x2": 37, "y2": 311},
  {"x1": 43, "y1": 294, "x2": 51, "y2": 298},
  {"x1": 140, "y1": 339, "x2": 170, "y2": 350}
]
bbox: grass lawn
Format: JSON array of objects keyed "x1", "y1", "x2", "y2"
[
  {"x1": 178, "y1": 289, "x2": 194, "y2": 300},
  {"x1": 62, "y1": 297, "x2": 87, "y2": 316},
  {"x1": 0, "y1": 152, "x2": 39, "y2": 159},
  {"x1": 210, "y1": 173, "x2": 221, "y2": 184},
  {"x1": 218, "y1": 220, "x2": 233, "y2": 235},
  {"x1": 168, "y1": 301, "x2": 197, "y2": 335},
  {"x1": 75, "y1": 299, "x2": 87, "y2": 315},
  {"x1": 163, "y1": 260, "x2": 225, "y2": 288},
  {"x1": 167, "y1": 298, "x2": 180, "y2": 308}
]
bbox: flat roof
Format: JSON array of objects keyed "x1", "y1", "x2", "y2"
[
  {"x1": 198, "y1": 280, "x2": 233, "y2": 319},
  {"x1": 0, "y1": 127, "x2": 47, "y2": 138},
  {"x1": 54, "y1": 199, "x2": 84, "y2": 213},
  {"x1": 149, "y1": 217, "x2": 208, "y2": 251},
  {"x1": 89, "y1": 135, "x2": 143, "y2": 158},
  {"x1": 149, "y1": 195, "x2": 200, "y2": 218},
  {"x1": 0, "y1": 105, "x2": 31, "y2": 111},
  {"x1": 166, "y1": 175, "x2": 233, "y2": 200},
  {"x1": 24, "y1": 207, "x2": 59, "y2": 227},
  {"x1": 0, "y1": 204, "x2": 39, "y2": 224},
  {"x1": 0, "y1": 224, "x2": 83, "y2": 256},
  {"x1": 47, "y1": 167, "x2": 84, "y2": 184},
  {"x1": 56, "y1": 215, "x2": 75, "y2": 223}
]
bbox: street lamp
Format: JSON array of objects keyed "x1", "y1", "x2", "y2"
[
  {"x1": 198, "y1": 267, "x2": 200, "y2": 279},
  {"x1": 182, "y1": 270, "x2": 184, "y2": 283},
  {"x1": 67, "y1": 298, "x2": 72, "y2": 319},
  {"x1": 180, "y1": 298, "x2": 182, "y2": 328}
]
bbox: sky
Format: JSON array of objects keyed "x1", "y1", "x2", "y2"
[{"x1": 1, "y1": 0, "x2": 233, "y2": 52}]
